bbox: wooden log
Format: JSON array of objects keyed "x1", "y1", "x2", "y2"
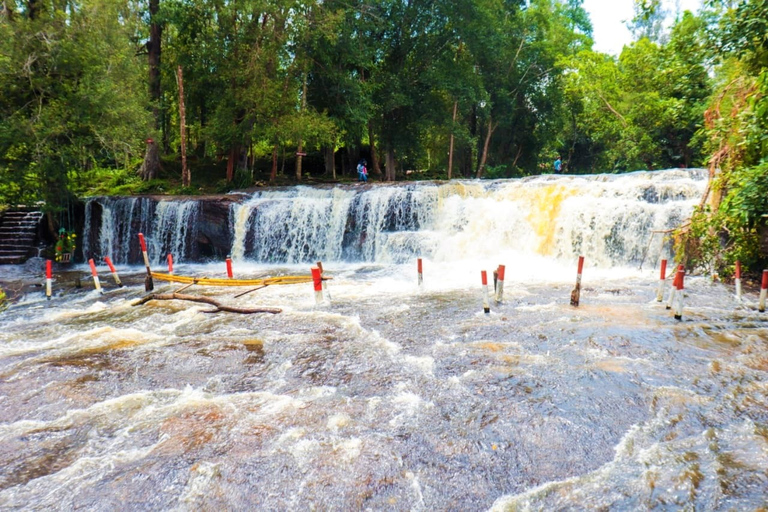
[{"x1": 132, "y1": 292, "x2": 281, "y2": 314}]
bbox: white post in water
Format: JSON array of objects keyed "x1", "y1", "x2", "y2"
[
  {"x1": 674, "y1": 269, "x2": 685, "y2": 320},
  {"x1": 666, "y1": 264, "x2": 683, "y2": 310},
  {"x1": 45, "y1": 260, "x2": 52, "y2": 300},
  {"x1": 317, "y1": 261, "x2": 331, "y2": 301},
  {"x1": 417, "y1": 258, "x2": 423, "y2": 288},
  {"x1": 495, "y1": 265, "x2": 505, "y2": 304},
  {"x1": 570, "y1": 256, "x2": 585, "y2": 307},
  {"x1": 104, "y1": 257, "x2": 123, "y2": 287},
  {"x1": 759, "y1": 270, "x2": 768, "y2": 313},
  {"x1": 734, "y1": 261, "x2": 742, "y2": 301},
  {"x1": 481, "y1": 270, "x2": 490, "y2": 314},
  {"x1": 311, "y1": 266, "x2": 323, "y2": 304},
  {"x1": 656, "y1": 259, "x2": 667, "y2": 302},
  {"x1": 88, "y1": 258, "x2": 103, "y2": 294},
  {"x1": 138, "y1": 233, "x2": 153, "y2": 291}
]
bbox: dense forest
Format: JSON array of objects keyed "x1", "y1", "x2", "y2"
[{"x1": 0, "y1": 0, "x2": 766, "y2": 271}]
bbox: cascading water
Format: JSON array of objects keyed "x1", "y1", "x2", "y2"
[
  {"x1": 84, "y1": 197, "x2": 200, "y2": 264},
  {"x1": 3, "y1": 169, "x2": 767, "y2": 511},
  {"x1": 230, "y1": 169, "x2": 705, "y2": 266}
]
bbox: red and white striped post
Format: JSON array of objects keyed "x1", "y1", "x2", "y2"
[
  {"x1": 656, "y1": 259, "x2": 667, "y2": 302},
  {"x1": 138, "y1": 233, "x2": 153, "y2": 291},
  {"x1": 317, "y1": 261, "x2": 331, "y2": 300},
  {"x1": 481, "y1": 270, "x2": 491, "y2": 314},
  {"x1": 417, "y1": 258, "x2": 423, "y2": 287},
  {"x1": 104, "y1": 257, "x2": 123, "y2": 287},
  {"x1": 88, "y1": 258, "x2": 103, "y2": 294},
  {"x1": 674, "y1": 269, "x2": 685, "y2": 320},
  {"x1": 167, "y1": 254, "x2": 174, "y2": 274},
  {"x1": 759, "y1": 269, "x2": 768, "y2": 313},
  {"x1": 495, "y1": 265, "x2": 506, "y2": 303},
  {"x1": 226, "y1": 257, "x2": 233, "y2": 279},
  {"x1": 570, "y1": 256, "x2": 585, "y2": 306},
  {"x1": 734, "y1": 261, "x2": 742, "y2": 301},
  {"x1": 45, "y1": 260, "x2": 52, "y2": 300},
  {"x1": 311, "y1": 266, "x2": 323, "y2": 304},
  {"x1": 666, "y1": 264, "x2": 684, "y2": 310}
]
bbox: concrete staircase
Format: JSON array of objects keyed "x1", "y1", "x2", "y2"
[{"x1": 0, "y1": 207, "x2": 44, "y2": 264}]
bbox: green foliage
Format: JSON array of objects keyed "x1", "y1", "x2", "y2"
[{"x1": 0, "y1": 287, "x2": 7, "y2": 312}]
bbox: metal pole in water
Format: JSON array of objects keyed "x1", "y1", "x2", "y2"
[
  {"x1": 45, "y1": 260, "x2": 52, "y2": 300},
  {"x1": 656, "y1": 259, "x2": 667, "y2": 302},
  {"x1": 311, "y1": 266, "x2": 323, "y2": 304},
  {"x1": 104, "y1": 257, "x2": 123, "y2": 287},
  {"x1": 417, "y1": 258, "x2": 423, "y2": 287},
  {"x1": 226, "y1": 257, "x2": 234, "y2": 279},
  {"x1": 495, "y1": 265, "x2": 505, "y2": 304},
  {"x1": 759, "y1": 270, "x2": 768, "y2": 313},
  {"x1": 138, "y1": 233, "x2": 154, "y2": 291},
  {"x1": 88, "y1": 258, "x2": 103, "y2": 294},
  {"x1": 570, "y1": 256, "x2": 585, "y2": 307},
  {"x1": 734, "y1": 261, "x2": 742, "y2": 301},
  {"x1": 674, "y1": 269, "x2": 685, "y2": 320},
  {"x1": 481, "y1": 270, "x2": 490, "y2": 314},
  {"x1": 167, "y1": 254, "x2": 174, "y2": 274},
  {"x1": 666, "y1": 265, "x2": 683, "y2": 310}
]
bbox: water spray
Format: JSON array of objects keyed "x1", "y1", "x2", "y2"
[
  {"x1": 88, "y1": 258, "x2": 103, "y2": 294},
  {"x1": 481, "y1": 270, "x2": 490, "y2": 314},
  {"x1": 104, "y1": 257, "x2": 123, "y2": 287},
  {"x1": 138, "y1": 233, "x2": 154, "y2": 291}
]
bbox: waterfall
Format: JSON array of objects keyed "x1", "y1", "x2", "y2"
[
  {"x1": 231, "y1": 169, "x2": 706, "y2": 266},
  {"x1": 83, "y1": 169, "x2": 706, "y2": 267},
  {"x1": 84, "y1": 197, "x2": 200, "y2": 264}
]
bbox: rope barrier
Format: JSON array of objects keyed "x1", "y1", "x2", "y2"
[{"x1": 149, "y1": 272, "x2": 321, "y2": 287}]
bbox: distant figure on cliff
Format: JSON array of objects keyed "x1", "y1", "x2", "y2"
[
  {"x1": 554, "y1": 157, "x2": 562, "y2": 174},
  {"x1": 357, "y1": 159, "x2": 368, "y2": 182}
]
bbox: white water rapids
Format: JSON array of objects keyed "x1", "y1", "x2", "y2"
[{"x1": 2, "y1": 169, "x2": 767, "y2": 510}]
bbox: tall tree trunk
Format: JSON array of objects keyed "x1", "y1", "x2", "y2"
[
  {"x1": 148, "y1": 0, "x2": 161, "y2": 131},
  {"x1": 447, "y1": 100, "x2": 458, "y2": 180},
  {"x1": 176, "y1": 66, "x2": 189, "y2": 188},
  {"x1": 270, "y1": 143, "x2": 278, "y2": 182},
  {"x1": 367, "y1": 121, "x2": 381, "y2": 177},
  {"x1": 385, "y1": 144, "x2": 396, "y2": 182},
  {"x1": 295, "y1": 71, "x2": 308, "y2": 182},
  {"x1": 226, "y1": 146, "x2": 237, "y2": 182},
  {"x1": 324, "y1": 146, "x2": 336, "y2": 179},
  {"x1": 139, "y1": 140, "x2": 160, "y2": 181},
  {"x1": 476, "y1": 117, "x2": 496, "y2": 178}
]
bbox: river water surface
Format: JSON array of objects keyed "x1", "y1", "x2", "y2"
[{"x1": 1, "y1": 171, "x2": 767, "y2": 510}]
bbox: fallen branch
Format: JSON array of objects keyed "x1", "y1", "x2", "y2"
[{"x1": 132, "y1": 292, "x2": 281, "y2": 314}]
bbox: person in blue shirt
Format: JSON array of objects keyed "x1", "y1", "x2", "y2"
[
  {"x1": 554, "y1": 157, "x2": 562, "y2": 174},
  {"x1": 357, "y1": 159, "x2": 368, "y2": 182}
]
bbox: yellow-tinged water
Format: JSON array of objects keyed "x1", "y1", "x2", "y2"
[{"x1": 523, "y1": 184, "x2": 579, "y2": 255}]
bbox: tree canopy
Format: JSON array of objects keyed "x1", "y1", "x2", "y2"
[{"x1": 1, "y1": 0, "x2": 767, "y2": 274}]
